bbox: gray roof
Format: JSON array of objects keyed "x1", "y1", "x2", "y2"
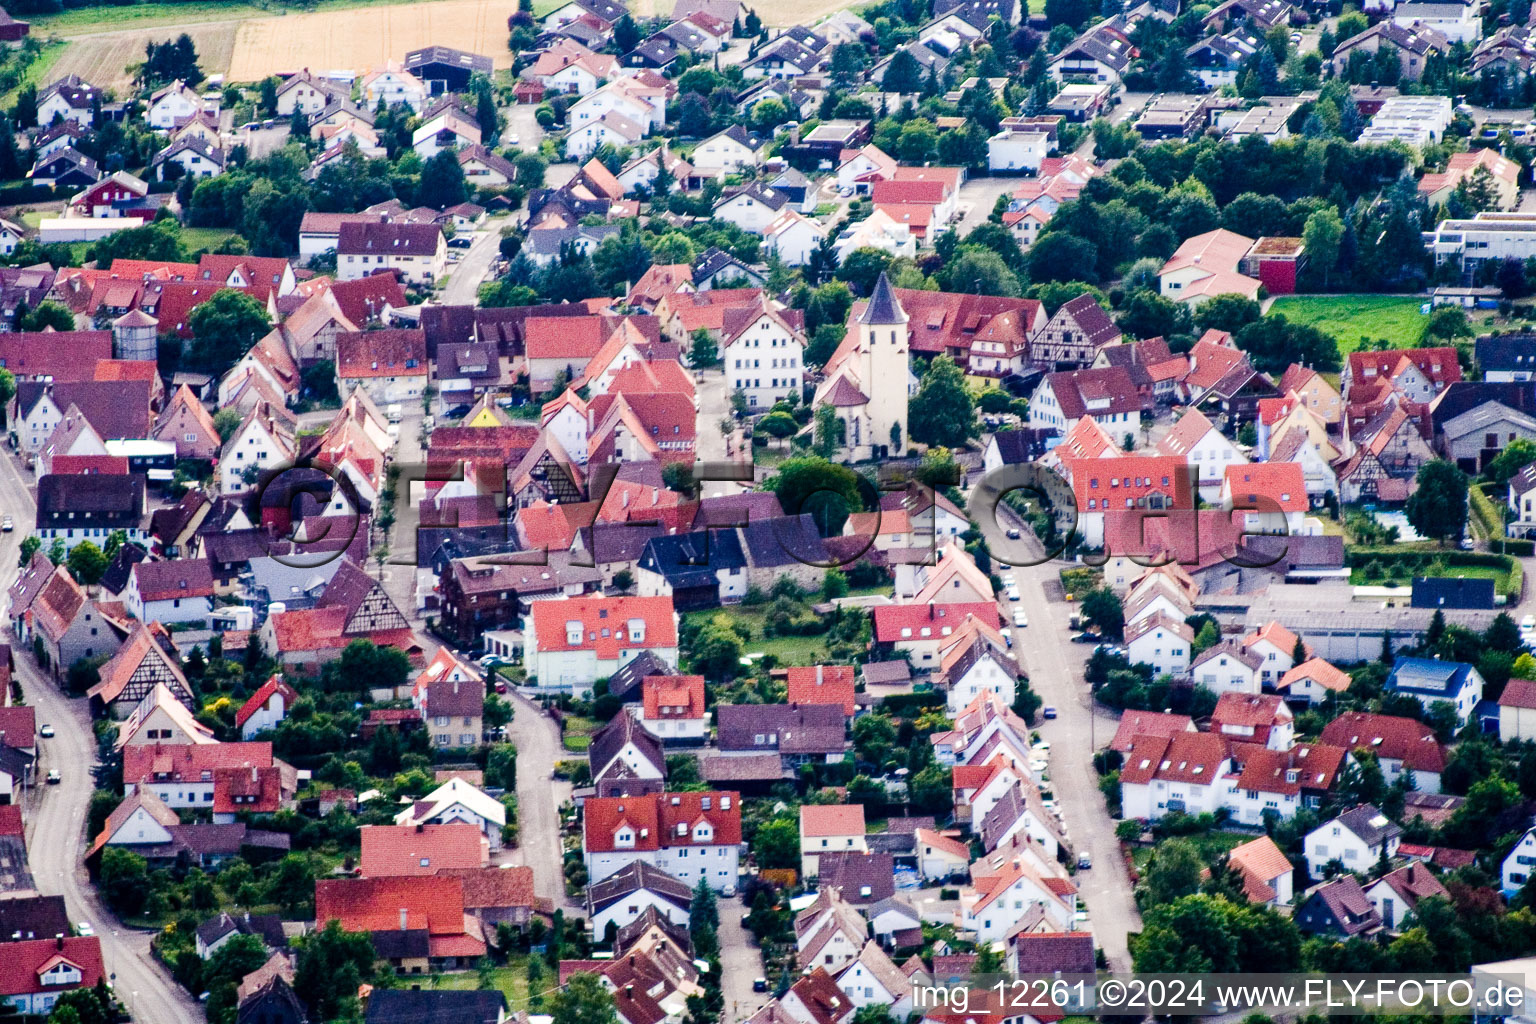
[
  {"x1": 715, "y1": 703, "x2": 846, "y2": 753},
  {"x1": 739, "y1": 514, "x2": 830, "y2": 568},
  {"x1": 365, "y1": 989, "x2": 507, "y2": 1024},
  {"x1": 587, "y1": 860, "x2": 693, "y2": 915},
  {"x1": 1334, "y1": 803, "x2": 1403, "y2": 847},
  {"x1": 590, "y1": 713, "x2": 666, "y2": 780},
  {"x1": 861, "y1": 272, "x2": 904, "y2": 325}
]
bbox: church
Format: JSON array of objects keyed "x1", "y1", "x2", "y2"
[{"x1": 813, "y1": 272, "x2": 914, "y2": 461}]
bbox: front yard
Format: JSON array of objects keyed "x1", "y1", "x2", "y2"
[
  {"x1": 1129, "y1": 830, "x2": 1247, "y2": 874},
  {"x1": 683, "y1": 606, "x2": 836, "y2": 665}
]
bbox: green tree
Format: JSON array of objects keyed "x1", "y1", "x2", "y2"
[
  {"x1": 767, "y1": 457, "x2": 864, "y2": 535},
  {"x1": 751, "y1": 816, "x2": 801, "y2": 869},
  {"x1": 945, "y1": 247, "x2": 1020, "y2": 297},
  {"x1": 908, "y1": 355, "x2": 977, "y2": 448},
  {"x1": 688, "y1": 327, "x2": 718, "y2": 368},
  {"x1": 1485, "y1": 437, "x2": 1536, "y2": 486},
  {"x1": 1302, "y1": 207, "x2": 1345, "y2": 288},
  {"x1": 1139, "y1": 838, "x2": 1204, "y2": 908},
  {"x1": 295, "y1": 920, "x2": 376, "y2": 1022},
  {"x1": 327, "y1": 639, "x2": 411, "y2": 693},
  {"x1": 98, "y1": 847, "x2": 149, "y2": 917},
  {"x1": 1081, "y1": 587, "x2": 1124, "y2": 640},
  {"x1": 213, "y1": 407, "x2": 243, "y2": 443},
  {"x1": 420, "y1": 148, "x2": 470, "y2": 209},
  {"x1": 881, "y1": 49, "x2": 924, "y2": 93},
  {"x1": 1425, "y1": 304, "x2": 1472, "y2": 342},
  {"x1": 267, "y1": 854, "x2": 317, "y2": 915},
  {"x1": 758, "y1": 410, "x2": 799, "y2": 446},
  {"x1": 908, "y1": 763, "x2": 954, "y2": 815},
  {"x1": 17, "y1": 301, "x2": 75, "y2": 332},
  {"x1": 813, "y1": 405, "x2": 842, "y2": 459},
  {"x1": 1405, "y1": 460, "x2": 1469, "y2": 545},
  {"x1": 551, "y1": 972, "x2": 619, "y2": 1024},
  {"x1": 0, "y1": 368, "x2": 13, "y2": 422},
  {"x1": 1193, "y1": 294, "x2": 1262, "y2": 334},
  {"x1": 691, "y1": 616, "x2": 746, "y2": 681},
  {"x1": 188, "y1": 289, "x2": 269, "y2": 376},
  {"x1": 17, "y1": 535, "x2": 39, "y2": 569},
  {"x1": 66, "y1": 541, "x2": 107, "y2": 587}
]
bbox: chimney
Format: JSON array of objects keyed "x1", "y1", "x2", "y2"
[
  {"x1": 399, "y1": 908, "x2": 408, "y2": 930},
  {"x1": 928, "y1": 601, "x2": 936, "y2": 619},
  {"x1": 55, "y1": 935, "x2": 63, "y2": 950},
  {"x1": 417, "y1": 822, "x2": 425, "y2": 833},
  {"x1": 816, "y1": 665, "x2": 823, "y2": 685}
]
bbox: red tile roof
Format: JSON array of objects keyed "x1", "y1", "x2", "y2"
[
  {"x1": 49, "y1": 455, "x2": 130, "y2": 476},
  {"x1": 871, "y1": 603, "x2": 999, "y2": 643},
  {"x1": 1118, "y1": 731, "x2": 1227, "y2": 786},
  {"x1": 1109, "y1": 710, "x2": 1194, "y2": 752},
  {"x1": 1222, "y1": 462, "x2": 1308, "y2": 513},
  {"x1": 529, "y1": 596, "x2": 677, "y2": 657},
  {"x1": 336, "y1": 329, "x2": 427, "y2": 379},
  {"x1": 359, "y1": 823, "x2": 488, "y2": 877},
  {"x1": 0, "y1": 937, "x2": 104, "y2": 998},
  {"x1": 123, "y1": 741, "x2": 275, "y2": 785},
  {"x1": 583, "y1": 791, "x2": 742, "y2": 852},
  {"x1": 800, "y1": 803, "x2": 865, "y2": 837},
  {"x1": 212, "y1": 763, "x2": 285, "y2": 814},
  {"x1": 1318, "y1": 711, "x2": 1446, "y2": 773},
  {"x1": 641, "y1": 674, "x2": 706, "y2": 720},
  {"x1": 1346, "y1": 347, "x2": 1462, "y2": 389},
  {"x1": 131, "y1": 558, "x2": 214, "y2": 602},
  {"x1": 235, "y1": 674, "x2": 300, "y2": 729},
  {"x1": 524, "y1": 316, "x2": 608, "y2": 361},
  {"x1": 1501, "y1": 678, "x2": 1536, "y2": 710},
  {"x1": 327, "y1": 273, "x2": 408, "y2": 326},
  {"x1": 1065, "y1": 454, "x2": 1189, "y2": 512},
  {"x1": 0, "y1": 331, "x2": 112, "y2": 380},
  {"x1": 315, "y1": 874, "x2": 467, "y2": 934},
  {"x1": 785, "y1": 666, "x2": 856, "y2": 715}
]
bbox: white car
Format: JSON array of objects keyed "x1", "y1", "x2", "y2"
[
  {"x1": 1523, "y1": 615, "x2": 1534, "y2": 632},
  {"x1": 1029, "y1": 759, "x2": 1049, "y2": 773},
  {"x1": 1006, "y1": 588, "x2": 1021, "y2": 601},
  {"x1": 506, "y1": 133, "x2": 520, "y2": 145},
  {"x1": 76, "y1": 922, "x2": 94, "y2": 937},
  {"x1": 1013, "y1": 610, "x2": 1028, "y2": 627}
]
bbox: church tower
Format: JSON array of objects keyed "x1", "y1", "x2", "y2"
[{"x1": 858, "y1": 271, "x2": 909, "y2": 459}]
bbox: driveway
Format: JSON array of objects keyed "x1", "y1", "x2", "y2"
[
  {"x1": 0, "y1": 448, "x2": 200, "y2": 1023},
  {"x1": 718, "y1": 899, "x2": 768, "y2": 1024},
  {"x1": 504, "y1": 689, "x2": 582, "y2": 915}
]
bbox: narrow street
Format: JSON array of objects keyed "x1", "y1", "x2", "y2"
[
  {"x1": 694, "y1": 368, "x2": 750, "y2": 494},
  {"x1": 441, "y1": 216, "x2": 508, "y2": 307},
  {"x1": 503, "y1": 688, "x2": 581, "y2": 915},
  {"x1": 978, "y1": 490, "x2": 1142, "y2": 970},
  {"x1": 718, "y1": 898, "x2": 767, "y2": 1024},
  {"x1": 0, "y1": 446, "x2": 200, "y2": 1022}
]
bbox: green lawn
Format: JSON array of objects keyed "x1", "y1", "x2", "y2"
[
  {"x1": 180, "y1": 226, "x2": 238, "y2": 251},
  {"x1": 1, "y1": 41, "x2": 66, "y2": 106},
  {"x1": 434, "y1": 957, "x2": 532, "y2": 1011},
  {"x1": 562, "y1": 715, "x2": 598, "y2": 752},
  {"x1": 683, "y1": 607, "x2": 836, "y2": 665},
  {"x1": 1130, "y1": 831, "x2": 1247, "y2": 873},
  {"x1": 1350, "y1": 563, "x2": 1513, "y2": 594},
  {"x1": 1267, "y1": 295, "x2": 1429, "y2": 353}
]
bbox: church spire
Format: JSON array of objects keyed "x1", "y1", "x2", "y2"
[{"x1": 859, "y1": 271, "x2": 905, "y2": 325}]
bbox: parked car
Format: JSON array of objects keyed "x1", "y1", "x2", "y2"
[
  {"x1": 39, "y1": 724, "x2": 53, "y2": 738},
  {"x1": 1077, "y1": 852, "x2": 1092, "y2": 870},
  {"x1": 76, "y1": 922, "x2": 93, "y2": 937},
  {"x1": 46, "y1": 770, "x2": 60, "y2": 784},
  {"x1": 1006, "y1": 527, "x2": 1022, "y2": 539},
  {"x1": 0, "y1": 515, "x2": 11, "y2": 532},
  {"x1": 754, "y1": 979, "x2": 769, "y2": 993},
  {"x1": 448, "y1": 236, "x2": 473, "y2": 249},
  {"x1": 1013, "y1": 610, "x2": 1028, "y2": 627},
  {"x1": 1007, "y1": 588, "x2": 1021, "y2": 602},
  {"x1": 1042, "y1": 706, "x2": 1058, "y2": 719}
]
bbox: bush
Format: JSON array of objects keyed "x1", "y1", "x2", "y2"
[{"x1": 1492, "y1": 538, "x2": 1536, "y2": 556}]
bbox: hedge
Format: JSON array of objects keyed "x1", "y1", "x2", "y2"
[
  {"x1": 1490, "y1": 538, "x2": 1536, "y2": 557},
  {"x1": 1344, "y1": 548, "x2": 1517, "y2": 571},
  {"x1": 878, "y1": 690, "x2": 947, "y2": 717},
  {"x1": 1469, "y1": 483, "x2": 1505, "y2": 541}
]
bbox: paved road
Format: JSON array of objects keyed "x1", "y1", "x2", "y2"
[
  {"x1": 0, "y1": 448, "x2": 200, "y2": 1023},
  {"x1": 718, "y1": 897, "x2": 767, "y2": 1024},
  {"x1": 504, "y1": 689, "x2": 581, "y2": 915},
  {"x1": 441, "y1": 217, "x2": 507, "y2": 306},
  {"x1": 975, "y1": 487, "x2": 1142, "y2": 970},
  {"x1": 693, "y1": 368, "x2": 750, "y2": 495}
]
